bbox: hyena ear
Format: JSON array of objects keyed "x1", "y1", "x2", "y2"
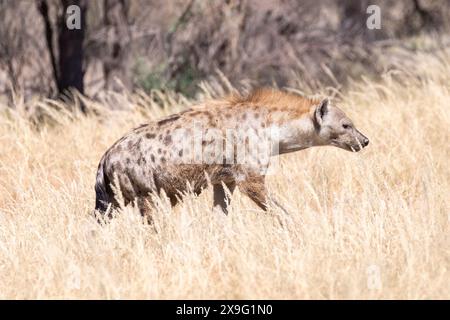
[{"x1": 314, "y1": 98, "x2": 329, "y2": 125}]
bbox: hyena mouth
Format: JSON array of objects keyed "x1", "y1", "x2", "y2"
[{"x1": 349, "y1": 143, "x2": 364, "y2": 152}]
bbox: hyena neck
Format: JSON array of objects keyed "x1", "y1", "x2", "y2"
[{"x1": 271, "y1": 114, "x2": 319, "y2": 155}]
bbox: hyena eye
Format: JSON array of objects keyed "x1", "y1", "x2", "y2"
[{"x1": 342, "y1": 124, "x2": 350, "y2": 129}]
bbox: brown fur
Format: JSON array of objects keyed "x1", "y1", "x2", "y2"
[{"x1": 227, "y1": 88, "x2": 320, "y2": 111}]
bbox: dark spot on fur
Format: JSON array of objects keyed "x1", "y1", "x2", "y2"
[
  {"x1": 113, "y1": 162, "x2": 122, "y2": 171},
  {"x1": 127, "y1": 140, "x2": 134, "y2": 149},
  {"x1": 157, "y1": 114, "x2": 180, "y2": 126},
  {"x1": 138, "y1": 157, "x2": 147, "y2": 165},
  {"x1": 178, "y1": 149, "x2": 183, "y2": 157},
  {"x1": 160, "y1": 157, "x2": 166, "y2": 163},
  {"x1": 151, "y1": 155, "x2": 155, "y2": 162},
  {"x1": 126, "y1": 158, "x2": 131, "y2": 164},
  {"x1": 242, "y1": 113, "x2": 247, "y2": 120},
  {"x1": 158, "y1": 148, "x2": 162, "y2": 154},
  {"x1": 145, "y1": 133, "x2": 156, "y2": 139},
  {"x1": 163, "y1": 135, "x2": 172, "y2": 145}
]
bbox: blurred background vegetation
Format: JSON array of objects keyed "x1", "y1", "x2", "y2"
[{"x1": 0, "y1": 0, "x2": 449, "y2": 106}]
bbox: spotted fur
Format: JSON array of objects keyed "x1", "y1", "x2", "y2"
[{"x1": 94, "y1": 88, "x2": 369, "y2": 219}]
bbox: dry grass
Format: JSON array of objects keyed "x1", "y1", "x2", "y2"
[{"x1": 0, "y1": 49, "x2": 449, "y2": 300}]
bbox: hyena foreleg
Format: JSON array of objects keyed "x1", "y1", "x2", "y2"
[
  {"x1": 238, "y1": 174, "x2": 269, "y2": 211},
  {"x1": 213, "y1": 181, "x2": 236, "y2": 214},
  {"x1": 238, "y1": 174, "x2": 290, "y2": 215},
  {"x1": 136, "y1": 196, "x2": 154, "y2": 224}
]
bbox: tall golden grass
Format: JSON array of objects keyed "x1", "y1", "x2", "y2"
[{"x1": 0, "y1": 46, "x2": 449, "y2": 299}]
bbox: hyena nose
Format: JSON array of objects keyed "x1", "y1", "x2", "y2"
[{"x1": 363, "y1": 138, "x2": 369, "y2": 147}]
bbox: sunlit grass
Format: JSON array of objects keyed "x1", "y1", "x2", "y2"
[{"x1": 0, "y1": 47, "x2": 448, "y2": 299}]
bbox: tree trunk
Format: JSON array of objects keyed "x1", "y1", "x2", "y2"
[
  {"x1": 38, "y1": 0, "x2": 87, "y2": 111},
  {"x1": 339, "y1": 0, "x2": 372, "y2": 39},
  {"x1": 102, "y1": 0, "x2": 132, "y2": 90},
  {"x1": 57, "y1": 0, "x2": 87, "y2": 96}
]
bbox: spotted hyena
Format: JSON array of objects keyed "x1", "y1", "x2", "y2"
[{"x1": 94, "y1": 88, "x2": 369, "y2": 219}]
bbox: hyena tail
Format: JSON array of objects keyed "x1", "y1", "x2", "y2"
[{"x1": 94, "y1": 160, "x2": 112, "y2": 216}]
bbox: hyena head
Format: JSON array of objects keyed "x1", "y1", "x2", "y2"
[{"x1": 314, "y1": 98, "x2": 369, "y2": 152}]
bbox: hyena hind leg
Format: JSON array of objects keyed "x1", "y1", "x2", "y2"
[
  {"x1": 136, "y1": 196, "x2": 156, "y2": 225},
  {"x1": 94, "y1": 196, "x2": 131, "y2": 224}
]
